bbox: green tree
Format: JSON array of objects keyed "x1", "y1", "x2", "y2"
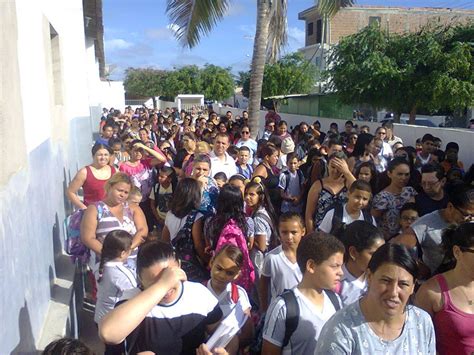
[
  {"x1": 123, "y1": 68, "x2": 168, "y2": 108},
  {"x1": 162, "y1": 65, "x2": 202, "y2": 98},
  {"x1": 199, "y1": 64, "x2": 235, "y2": 101},
  {"x1": 327, "y1": 22, "x2": 474, "y2": 123}
]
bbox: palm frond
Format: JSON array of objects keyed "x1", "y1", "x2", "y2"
[
  {"x1": 317, "y1": 0, "x2": 354, "y2": 18},
  {"x1": 166, "y1": 0, "x2": 230, "y2": 48},
  {"x1": 267, "y1": 0, "x2": 288, "y2": 64}
]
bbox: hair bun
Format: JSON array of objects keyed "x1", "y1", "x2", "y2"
[{"x1": 253, "y1": 177, "x2": 262, "y2": 184}]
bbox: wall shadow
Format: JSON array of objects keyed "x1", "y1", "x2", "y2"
[{"x1": 11, "y1": 300, "x2": 36, "y2": 354}]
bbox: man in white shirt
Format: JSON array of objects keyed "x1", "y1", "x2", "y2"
[{"x1": 209, "y1": 133, "x2": 237, "y2": 178}]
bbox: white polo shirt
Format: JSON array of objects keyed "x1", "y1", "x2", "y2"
[{"x1": 209, "y1": 150, "x2": 237, "y2": 179}]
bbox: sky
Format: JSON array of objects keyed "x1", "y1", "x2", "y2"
[{"x1": 103, "y1": 0, "x2": 474, "y2": 80}]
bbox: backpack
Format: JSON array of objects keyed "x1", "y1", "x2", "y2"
[
  {"x1": 215, "y1": 219, "x2": 256, "y2": 292},
  {"x1": 282, "y1": 169, "x2": 305, "y2": 193},
  {"x1": 65, "y1": 203, "x2": 104, "y2": 263},
  {"x1": 172, "y1": 211, "x2": 209, "y2": 282},
  {"x1": 330, "y1": 203, "x2": 372, "y2": 238},
  {"x1": 254, "y1": 210, "x2": 279, "y2": 251},
  {"x1": 281, "y1": 289, "x2": 341, "y2": 348}
]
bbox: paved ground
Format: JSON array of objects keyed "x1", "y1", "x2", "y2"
[{"x1": 79, "y1": 301, "x2": 104, "y2": 354}]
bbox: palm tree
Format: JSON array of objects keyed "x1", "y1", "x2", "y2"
[
  {"x1": 166, "y1": 0, "x2": 287, "y2": 138},
  {"x1": 316, "y1": 0, "x2": 354, "y2": 90}
]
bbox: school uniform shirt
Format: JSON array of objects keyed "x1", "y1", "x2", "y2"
[
  {"x1": 278, "y1": 171, "x2": 303, "y2": 213},
  {"x1": 261, "y1": 246, "x2": 302, "y2": 302},
  {"x1": 263, "y1": 288, "x2": 339, "y2": 355},
  {"x1": 117, "y1": 281, "x2": 223, "y2": 354},
  {"x1": 94, "y1": 261, "x2": 137, "y2": 323},
  {"x1": 206, "y1": 280, "x2": 251, "y2": 318},
  {"x1": 164, "y1": 211, "x2": 204, "y2": 241},
  {"x1": 339, "y1": 264, "x2": 367, "y2": 307},
  {"x1": 318, "y1": 203, "x2": 377, "y2": 234}
]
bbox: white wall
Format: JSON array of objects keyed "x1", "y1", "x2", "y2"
[
  {"x1": 0, "y1": 0, "x2": 107, "y2": 352},
  {"x1": 217, "y1": 107, "x2": 474, "y2": 167}
]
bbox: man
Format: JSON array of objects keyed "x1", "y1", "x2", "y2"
[
  {"x1": 95, "y1": 124, "x2": 114, "y2": 146},
  {"x1": 209, "y1": 133, "x2": 237, "y2": 178},
  {"x1": 415, "y1": 164, "x2": 448, "y2": 216},
  {"x1": 259, "y1": 120, "x2": 276, "y2": 141},
  {"x1": 225, "y1": 110, "x2": 233, "y2": 122},
  {"x1": 415, "y1": 134, "x2": 436, "y2": 170},
  {"x1": 375, "y1": 126, "x2": 393, "y2": 160},
  {"x1": 382, "y1": 121, "x2": 403, "y2": 148},
  {"x1": 393, "y1": 184, "x2": 474, "y2": 278}
]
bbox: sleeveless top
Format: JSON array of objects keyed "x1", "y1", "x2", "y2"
[
  {"x1": 433, "y1": 274, "x2": 474, "y2": 355},
  {"x1": 258, "y1": 163, "x2": 281, "y2": 210},
  {"x1": 90, "y1": 201, "x2": 137, "y2": 273},
  {"x1": 83, "y1": 165, "x2": 116, "y2": 206},
  {"x1": 313, "y1": 179, "x2": 348, "y2": 228}
]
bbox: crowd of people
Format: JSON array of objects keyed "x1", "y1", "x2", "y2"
[{"x1": 54, "y1": 105, "x2": 474, "y2": 354}]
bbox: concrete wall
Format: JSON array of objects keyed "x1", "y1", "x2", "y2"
[
  {"x1": 217, "y1": 107, "x2": 474, "y2": 168},
  {"x1": 0, "y1": 0, "x2": 120, "y2": 352}
]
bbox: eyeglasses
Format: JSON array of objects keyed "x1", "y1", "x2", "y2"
[
  {"x1": 377, "y1": 131, "x2": 387, "y2": 135},
  {"x1": 241, "y1": 131, "x2": 250, "y2": 134},
  {"x1": 454, "y1": 206, "x2": 474, "y2": 220},
  {"x1": 460, "y1": 246, "x2": 474, "y2": 254}
]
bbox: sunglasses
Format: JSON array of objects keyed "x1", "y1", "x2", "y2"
[{"x1": 241, "y1": 131, "x2": 250, "y2": 134}]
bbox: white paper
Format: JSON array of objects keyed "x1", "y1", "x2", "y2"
[{"x1": 206, "y1": 302, "x2": 248, "y2": 350}]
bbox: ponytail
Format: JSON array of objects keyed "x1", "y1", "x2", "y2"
[{"x1": 98, "y1": 230, "x2": 133, "y2": 282}]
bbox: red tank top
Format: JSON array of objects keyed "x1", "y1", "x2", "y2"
[
  {"x1": 82, "y1": 165, "x2": 116, "y2": 206},
  {"x1": 433, "y1": 274, "x2": 474, "y2": 355}
]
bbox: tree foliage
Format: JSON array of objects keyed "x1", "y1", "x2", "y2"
[
  {"x1": 241, "y1": 52, "x2": 317, "y2": 99},
  {"x1": 327, "y1": 22, "x2": 474, "y2": 122},
  {"x1": 199, "y1": 64, "x2": 235, "y2": 101},
  {"x1": 123, "y1": 68, "x2": 167, "y2": 98}
]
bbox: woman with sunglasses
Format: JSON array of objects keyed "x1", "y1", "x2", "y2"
[
  {"x1": 235, "y1": 125, "x2": 257, "y2": 165},
  {"x1": 415, "y1": 222, "x2": 474, "y2": 355}
]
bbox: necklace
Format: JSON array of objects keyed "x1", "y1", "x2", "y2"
[{"x1": 459, "y1": 287, "x2": 474, "y2": 305}]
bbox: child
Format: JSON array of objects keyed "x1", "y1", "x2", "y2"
[
  {"x1": 398, "y1": 202, "x2": 419, "y2": 234},
  {"x1": 278, "y1": 153, "x2": 304, "y2": 214},
  {"x1": 214, "y1": 172, "x2": 228, "y2": 189},
  {"x1": 259, "y1": 213, "x2": 305, "y2": 313},
  {"x1": 229, "y1": 174, "x2": 248, "y2": 198},
  {"x1": 338, "y1": 221, "x2": 385, "y2": 306},
  {"x1": 244, "y1": 177, "x2": 278, "y2": 278},
  {"x1": 207, "y1": 245, "x2": 254, "y2": 350},
  {"x1": 149, "y1": 166, "x2": 177, "y2": 233},
  {"x1": 354, "y1": 161, "x2": 377, "y2": 194},
  {"x1": 318, "y1": 179, "x2": 376, "y2": 235},
  {"x1": 94, "y1": 230, "x2": 137, "y2": 324},
  {"x1": 127, "y1": 186, "x2": 142, "y2": 206},
  {"x1": 262, "y1": 232, "x2": 344, "y2": 354},
  {"x1": 236, "y1": 146, "x2": 254, "y2": 179}
]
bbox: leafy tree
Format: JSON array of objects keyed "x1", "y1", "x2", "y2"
[
  {"x1": 164, "y1": 65, "x2": 203, "y2": 98},
  {"x1": 199, "y1": 64, "x2": 235, "y2": 101},
  {"x1": 327, "y1": 22, "x2": 474, "y2": 123},
  {"x1": 123, "y1": 68, "x2": 167, "y2": 108}
]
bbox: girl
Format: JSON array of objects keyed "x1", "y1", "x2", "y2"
[
  {"x1": 338, "y1": 221, "x2": 385, "y2": 306},
  {"x1": 207, "y1": 245, "x2": 254, "y2": 351},
  {"x1": 205, "y1": 185, "x2": 255, "y2": 291},
  {"x1": 244, "y1": 177, "x2": 278, "y2": 278},
  {"x1": 94, "y1": 230, "x2": 137, "y2": 324},
  {"x1": 372, "y1": 157, "x2": 417, "y2": 239},
  {"x1": 162, "y1": 177, "x2": 209, "y2": 282},
  {"x1": 174, "y1": 132, "x2": 197, "y2": 177},
  {"x1": 228, "y1": 174, "x2": 248, "y2": 198},
  {"x1": 149, "y1": 166, "x2": 177, "y2": 232},
  {"x1": 99, "y1": 241, "x2": 223, "y2": 354},
  {"x1": 354, "y1": 161, "x2": 378, "y2": 194}
]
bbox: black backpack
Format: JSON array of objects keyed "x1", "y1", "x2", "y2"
[
  {"x1": 330, "y1": 203, "x2": 372, "y2": 238},
  {"x1": 281, "y1": 289, "x2": 341, "y2": 347},
  {"x1": 282, "y1": 169, "x2": 305, "y2": 193}
]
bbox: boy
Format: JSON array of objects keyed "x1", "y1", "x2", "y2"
[
  {"x1": 259, "y1": 213, "x2": 305, "y2": 313},
  {"x1": 236, "y1": 146, "x2": 253, "y2": 179},
  {"x1": 318, "y1": 180, "x2": 376, "y2": 235},
  {"x1": 278, "y1": 153, "x2": 304, "y2": 214},
  {"x1": 262, "y1": 232, "x2": 344, "y2": 354},
  {"x1": 128, "y1": 186, "x2": 142, "y2": 206},
  {"x1": 415, "y1": 134, "x2": 436, "y2": 170},
  {"x1": 398, "y1": 203, "x2": 419, "y2": 234}
]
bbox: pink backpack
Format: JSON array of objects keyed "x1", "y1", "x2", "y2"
[{"x1": 215, "y1": 219, "x2": 255, "y2": 291}]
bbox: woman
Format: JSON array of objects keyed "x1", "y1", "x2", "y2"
[
  {"x1": 162, "y1": 178, "x2": 209, "y2": 282},
  {"x1": 345, "y1": 133, "x2": 358, "y2": 155},
  {"x1": 415, "y1": 222, "x2": 474, "y2": 354},
  {"x1": 174, "y1": 132, "x2": 197, "y2": 177},
  {"x1": 253, "y1": 144, "x2": 281, "y2": 213},
  {"x1": 99, "y1": 240, "x2": 223, "y2": 354},
  {"x1": 235, "y1": 125, "x2": 258, "y2": 165},
  {"x1": 372, "y1": 157, "x2": 417, "y2": 239},
  {"x1": 348, "y1": 134, "x2": 386, "y2": 174},
  {"x1": 80, "y1": 172, "x2": 147, "y2": 275},
  {"x1": 305, "y1": 152, "x2": 355, "y2": 232},
  {"x1": 316, "y1": 243, "x2": 436, "y2": 354},
  {"x1": 67, "y1": 144, "x2": 116, "y2": 210}
]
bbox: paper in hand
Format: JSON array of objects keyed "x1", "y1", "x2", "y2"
[{"x1": 206, "y1": 301, "x2": 248, "y2": 350}]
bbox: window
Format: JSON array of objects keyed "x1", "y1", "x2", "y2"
[
  {"x1": 316, "y1": 19, "x2": 322, "y2": 43},
  {"x1": 307, "y1": 22, "x2": 314, "y2": 36},
  {"x1": 369, "y1": 16, "x2": 381, "y2": 26}
]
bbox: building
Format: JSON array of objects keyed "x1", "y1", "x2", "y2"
[
  {"x1": 298, "y1": 4, "x2": 474, "y2": 69},
  {"x1": 0, "y1": 0, "x2": 123, "y2": 352}
]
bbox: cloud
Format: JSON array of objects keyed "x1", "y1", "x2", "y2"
[
  {"x1": 104, "y1": 38, "x2": 133, "y2": 51},
  {"x1": 145, "y1": 23, "x2": 180, "y2": 40},
  {"x1": 225, "y1": 2, "x2": 246, "y2": 16},
  {"x1": 287, "y1": 26, "x2": 305, "y2": 46}
]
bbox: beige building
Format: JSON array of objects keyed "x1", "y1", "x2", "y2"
[{"x1": 298, "y1": 5, "x2": 474, "y2": 68}]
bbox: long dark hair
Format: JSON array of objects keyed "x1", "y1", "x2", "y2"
[
  {"x1": 207, "y1": 185, "x2": 249, "y2": 245},
  {"x1": 99, "y1": 230, "x2": 133, "y2": 282},
  {"x1": 168, "y1": 177, "x2": 201, "y2": 218},
  {"x1": 440, "y1": 222, "x2": 474, "y2": 271},
  {"x1": 351, "y1": 133, "x2": 374, "y2": 158},
  {"x1": 245, "y1": 177, "x2": 277, "y2": 227}
]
